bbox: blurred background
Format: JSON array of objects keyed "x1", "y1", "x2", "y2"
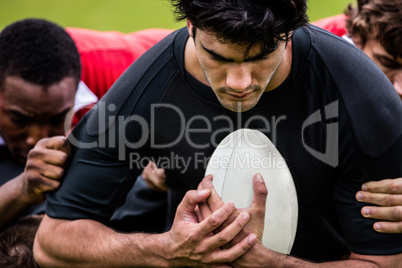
[{"x1": 0, "y1": 0, "x2": 354, "y2": 32}]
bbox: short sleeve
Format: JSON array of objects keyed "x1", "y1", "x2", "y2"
[{"x1": 45, "y1": 113, "x2": 141, "y2": 224}]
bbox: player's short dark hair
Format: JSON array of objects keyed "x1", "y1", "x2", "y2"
[
  {"x1": 0, "y1": 18, "x2": 81, "y2": 90},
  {"x1": 0, "y1": 215, "x2": 43, "y2": 268},
  {"x1": 345, "y1": 0, "x2": 402, "y2": 58},
  {"x1": 170, "y1": 0, "x2": 308, "y2": 56}
]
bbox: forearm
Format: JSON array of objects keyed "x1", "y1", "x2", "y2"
[
  {"x1": 34, "y1": 215, "x2": 171, "y2": 267},
  {"x1": 234, "y1": 244, "x2": 401, "y2": 268},
  {"x1": 0, "y1": 174, "x2": 34, "y2": 229},
  {"x1": 264, "y1": 255, "x2": 392, "y2": 268}
]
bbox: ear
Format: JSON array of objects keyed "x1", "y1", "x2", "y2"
[{"x1": 187, "y1": 19, "x2": 194, "y2": 38}]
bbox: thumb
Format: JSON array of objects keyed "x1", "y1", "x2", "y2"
[{"x1": 251, "y1": 173, "x2": 268, "y2": 214}]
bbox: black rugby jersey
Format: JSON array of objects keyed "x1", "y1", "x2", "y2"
[{"x1": 46, "y1": 25, "x2": 402, "y2": 261}]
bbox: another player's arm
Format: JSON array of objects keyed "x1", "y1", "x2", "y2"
[{"x1": 0, "y1": 136, "x2": 70, "y2": 230}]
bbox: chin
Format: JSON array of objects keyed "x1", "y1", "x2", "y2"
[{"x1": 220, "y1": 100, "x2": 258, "y2": 112}]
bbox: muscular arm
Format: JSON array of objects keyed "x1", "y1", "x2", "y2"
[
  {"x1": 34, "y1": 189, "x2": 257, "y2": 267},
  {"x1": 34, "y1": 215, "x2": 170, "y2": 267},
  {"x1": 0, "y1": 136, "x2": 70, "y2": 229}
]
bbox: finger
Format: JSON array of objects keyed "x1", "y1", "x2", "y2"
[
  {"x1": 43, "y1": 150, "x2": 70, "y2": 167},
  {"x1": 39, "y1": 163, "x2": 66, "y2": 180},
  {"x1": 209, "y1": 234, "x2": 257, "y2": 264},
  {"x1": 356, "y1": 191, "x2": 402, "y2": 206},
  {"x1": 148, "y1": 169, "x2": 168, "y2": 192},
  {"x1": 251, "y1": 173, "x2": 268, "y2": 210},
  {"x1": 30, "y1": 175, "x2": 61, "y2": 193},
  {"x1": 153, "y1": 168, "x2": 166, "y2": 178},
  {"x1": 195, "y1": 205, "x2": 205, "y2": 222},
  {"x1": 198, "y1": 202, "x2": 236, "y2": 237},
  {"x1": 201, "y1": 174, "x2": 214, "y2": 190},
  {"x1": 372, "y1": 221, "x2": 402, "y2": 234},
  {"x1": 196, "y1": 180, "x2": 212, "y2": 222},
  {"x1": 198, "y1": 200, "x2": 213, "y2": 223},
  {"x1": 143, "y1": 161, "x2": 157, "y2": 174},
  {"x1": 361, "y1": 206, "x2": 402, "y2": 221},
  {"x1": 197, "y1": 179, "x2": 205, "y2": 191},
  {"x1": 142, "y1": 162, "x2": 154, "y2": 179},
  {"x1": 176, "y1": 189, "x2": 211, "y2": 218},
  {"x1": 37, "y1": 136, "x2": 71, "y2": 154},
  {"x1": 202, "y1": 175, "x2": 225, "y2": 212},
  {"x1": 27, "y1": 147, "x2": 69, "y2": 167},
  {"x1": 142, "y1": 162, "x2": 168, "y2": 192},
  {"x1": 45, "y1": 149, "x2": 70, "y2": 167},
  {"x1": 362, "y1": 178, "x2": 402, "y2": 194},
  {"x1": 203, "y1": 211, "x2": 250, "y2": 249},
  {"x1": 249, "y1": 173, "x2": 268, "y2": 237},
  {"x1": 25, "y1": 156, "x2": 66, "y2": 180},
  {"x1": 197, "y1": 175, "x2": 220, "y2": 219}
]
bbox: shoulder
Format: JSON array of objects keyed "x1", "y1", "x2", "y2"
[
  {"x1": 84, "y1": 29, "x2": 183, "y2": 136},
  {"x1": 295, "y1": 26, "x2": 402, "y2": 158}
]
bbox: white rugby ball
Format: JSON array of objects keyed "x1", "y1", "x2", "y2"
[{"x1": 205, "y1": 129, "x2": 298, "y2": 254}]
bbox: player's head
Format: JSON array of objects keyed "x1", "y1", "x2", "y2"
[
  {"x1": 171, "y1": 0, "x2": 308, "y2": 112},
  {"x1": 0, "y1": 215, "x2": 43, "y2": 268},
  {"x1": 171, "y1": 0, "x2": 308, "y2": 56},
  {"x1": 346, "y1": 0, "x2": 402, "y2": 99},
  {"x1": 0, "y1": 19, "x2": 80, "y2": 163}
]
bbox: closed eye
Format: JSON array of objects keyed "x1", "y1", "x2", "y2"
[
  {"x1": 9, "y1": 111, "x2": 32, "y2": 125},
  {"x1": 376, "y1": 55, "x2": 402, "y2": 70},
  {"x1": 209, "y1": 54, "x2": 230, "y2": 62}
]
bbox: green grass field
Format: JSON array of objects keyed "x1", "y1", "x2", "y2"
[{"x1": 0, "y1": 0, "x2": 355, "y2": 32}]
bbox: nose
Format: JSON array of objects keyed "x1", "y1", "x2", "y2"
[
  {"x1": 392, "y1": 71, "x2": 402, "y2": 100},
  {"x1": 26, "y1": 124, "x2": 50, "y2": 147},
  {"x1": 226, "y1": 64, "x2": 252, "y2": 92}
]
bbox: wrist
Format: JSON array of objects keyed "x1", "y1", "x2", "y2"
[
  {"x1": 15, "y1": 173, "x2": 41, "y2": 205},
  {"x1": 156, "y1": 231, "x2": 177, "y2": 267},
  {"x1": 235, "y1": 243, "x2": 286, "y2": 268},
  {"x1": 133, "y1": 232, "x2": 173, "y2": 267},
  {"x1": 13, "y1": 173, "x2": 30, "y2": 201}
]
